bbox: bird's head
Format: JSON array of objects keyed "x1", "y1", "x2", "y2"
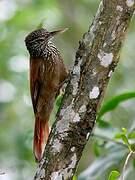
[{"x1": 25, "y1": 28, "x2": 68, "y2": 58}]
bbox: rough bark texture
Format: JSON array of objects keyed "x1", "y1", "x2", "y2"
[{"x1": 34, "y1": 0, "x2": 135, "y2": 179}]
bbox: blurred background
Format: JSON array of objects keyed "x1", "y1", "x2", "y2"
[{"x1": 0, "y1": 0, "x2": 135, "y2": 180}]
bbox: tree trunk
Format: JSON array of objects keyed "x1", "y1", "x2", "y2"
[{"x1": 34, "y1": 0, "x2": 135, "y2": 179}]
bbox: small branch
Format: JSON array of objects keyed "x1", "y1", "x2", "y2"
[
  {"x1": 120, "y1": 151, "x2": 135, "y2": 180},
  {"x1": 93, "y1": 133, "x2": 127, "y2": 148},
  {"x1": 34, "y1": 0, "x2": 135, "y2": 179}
]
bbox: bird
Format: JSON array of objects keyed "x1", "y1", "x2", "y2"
[{"x1": 25, "y1": 28, "x2": 68, "y2": 162}]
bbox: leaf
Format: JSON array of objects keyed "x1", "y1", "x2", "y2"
[
  {"x1": 73, "y1": 175, "x2": 77, "y2": 180},
  {"x1": 122, "y1": 128, "x2": 127, "y2": 134},
  {"x1": 115, "y1": 133, "x2": 122, "y2": 139},
  {"x1": 78, "y1": 145, "x2": 126, "y2": 180},
  {"x1": 97, "y1": 92, "x2": 135, "y2": 120},
  {"x1": 115, "y1": 128, "x2": 131, "y2": 150},
  {"x1": 128, "y1": 131, "x2": 135, "y2": 139},
  {"x1": 108, "y1": 170, "x2": 120, "y2": 180},
  {"x1": 130, "y1": 144, "x2": 135, "y2": 152},
  {"x1": 56, "y1": 94, "x2": 63, "y2": 108},
  {"x1": 121, "y1": 134, "x2": 131, "y2": 151}
]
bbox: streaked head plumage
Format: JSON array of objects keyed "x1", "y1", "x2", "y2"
[
  {"x1": 25, "y1": 28, "x2": 51, "y2": 58},
  {"x1": 25, "y1": 29, "x2": 49, "y2": 45},
  {"x1": 25, "y1": 28, "x2": 68, "y2": 58}
]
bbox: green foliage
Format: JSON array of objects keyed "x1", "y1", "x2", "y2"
[
  {"x1": 56, "y1": 93, "x2": 64, "y2": 108},
  {"x1": 128, "y1": 131, "x2": 135, "y2": 139},
  {"x1": 108, "y1": 171, "x2": 120, "y2": 180},
  {"x1": 79, "y1": 91, "x2": 135, "y2": 180},
  {"x1": 115, "y1": 127, "x2": 135, "y2": 152},
  {"x1": 97, "y1": 92, "x2": 135, "y2": 120},
  {"x1": 73, "y1": 176, "x2": 78, "y2": 180}
]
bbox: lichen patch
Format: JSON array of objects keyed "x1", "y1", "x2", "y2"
[
  {"x1": 92, "y1": 69, "x2": 97, "y2": 75},
  {"x1": 71, "y1": 147, "x2": 75, "y2": 152},
  {"x1": 56, "y1": 120, "x2": 69, "y2": 134},
  {"x1": 71, "y1": 80, "x2": 78, "y2": 96},
  {"x1": 71, "y1": 59, "x2": 82, "y2": 95},
  {"x1": 79, "y1": 105, "x2": 87, "y2": 113},
  {"x1": 38, "y1": 169, "x2": 45, "y2": 179},
  {"x1": 126, "y1": 0, "x2": 134, "y2": 7},
  {"x1": 52, "y1": 139, "x2": 62, "y2": 154},
  {"x1": 72, "y1": 59, "x2": 82, "y2": 75},
  {"x1": 73, "y1": 113, "x2": 80, "y2": 122},
  {"x1": 50, "y1": 153, "x2": 77, "y2": 180},
  {"x1": 70, "y1": 153, "x2": 77, "y2": 168},
  {"x1": 111, "y1": 31, "x2": 116, "y2": 40},
  {"x1": 57, "y1": 104, "x2": 81, "y2": 133},
  {"x1": 98, "y1": 51, "x2": 113, "y2": 67},
  {"x1": 51, "y1": 171, "x2": 60, "y2": 180},
  {"x1": 89, "y1": 86, "x2": 100, "y2": 99},
  {"x1": 117, "y1": 5, "x2": 123, "y2": 11},
  {"x1": 73, "y1": 64, "x2": 80, "y2": 75}
]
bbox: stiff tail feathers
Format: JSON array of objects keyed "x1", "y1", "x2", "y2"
[{"x1": 33, "y1": 117, "x2": 49, "y2": 162}]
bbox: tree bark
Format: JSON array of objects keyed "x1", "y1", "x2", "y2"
[{"x1": 34, "y1": 0, "x2": 135, "y2": 179}]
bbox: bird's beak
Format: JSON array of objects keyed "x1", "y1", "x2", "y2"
[{"x1": 49, "y1": 28, "x2": 68, "y2": 37}]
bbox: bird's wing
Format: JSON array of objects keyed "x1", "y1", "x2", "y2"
[
  {"x1": 54, "y1": 54, "x2": 69, "y2": 98},
  {"x1": 58, "y1": 54, "x2": 69, "y2": 84},
  {"x1": 30, "y1": 58, "x2": 42, "y2": 114}
]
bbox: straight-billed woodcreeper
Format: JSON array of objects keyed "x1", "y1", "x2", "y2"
[{"x1": 25, "y1": 28, "x2": 68, "y2": 162}]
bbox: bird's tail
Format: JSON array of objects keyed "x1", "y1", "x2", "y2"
[{"x1": 33, "y1": 117, "x2": 49, "y2": 162}]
